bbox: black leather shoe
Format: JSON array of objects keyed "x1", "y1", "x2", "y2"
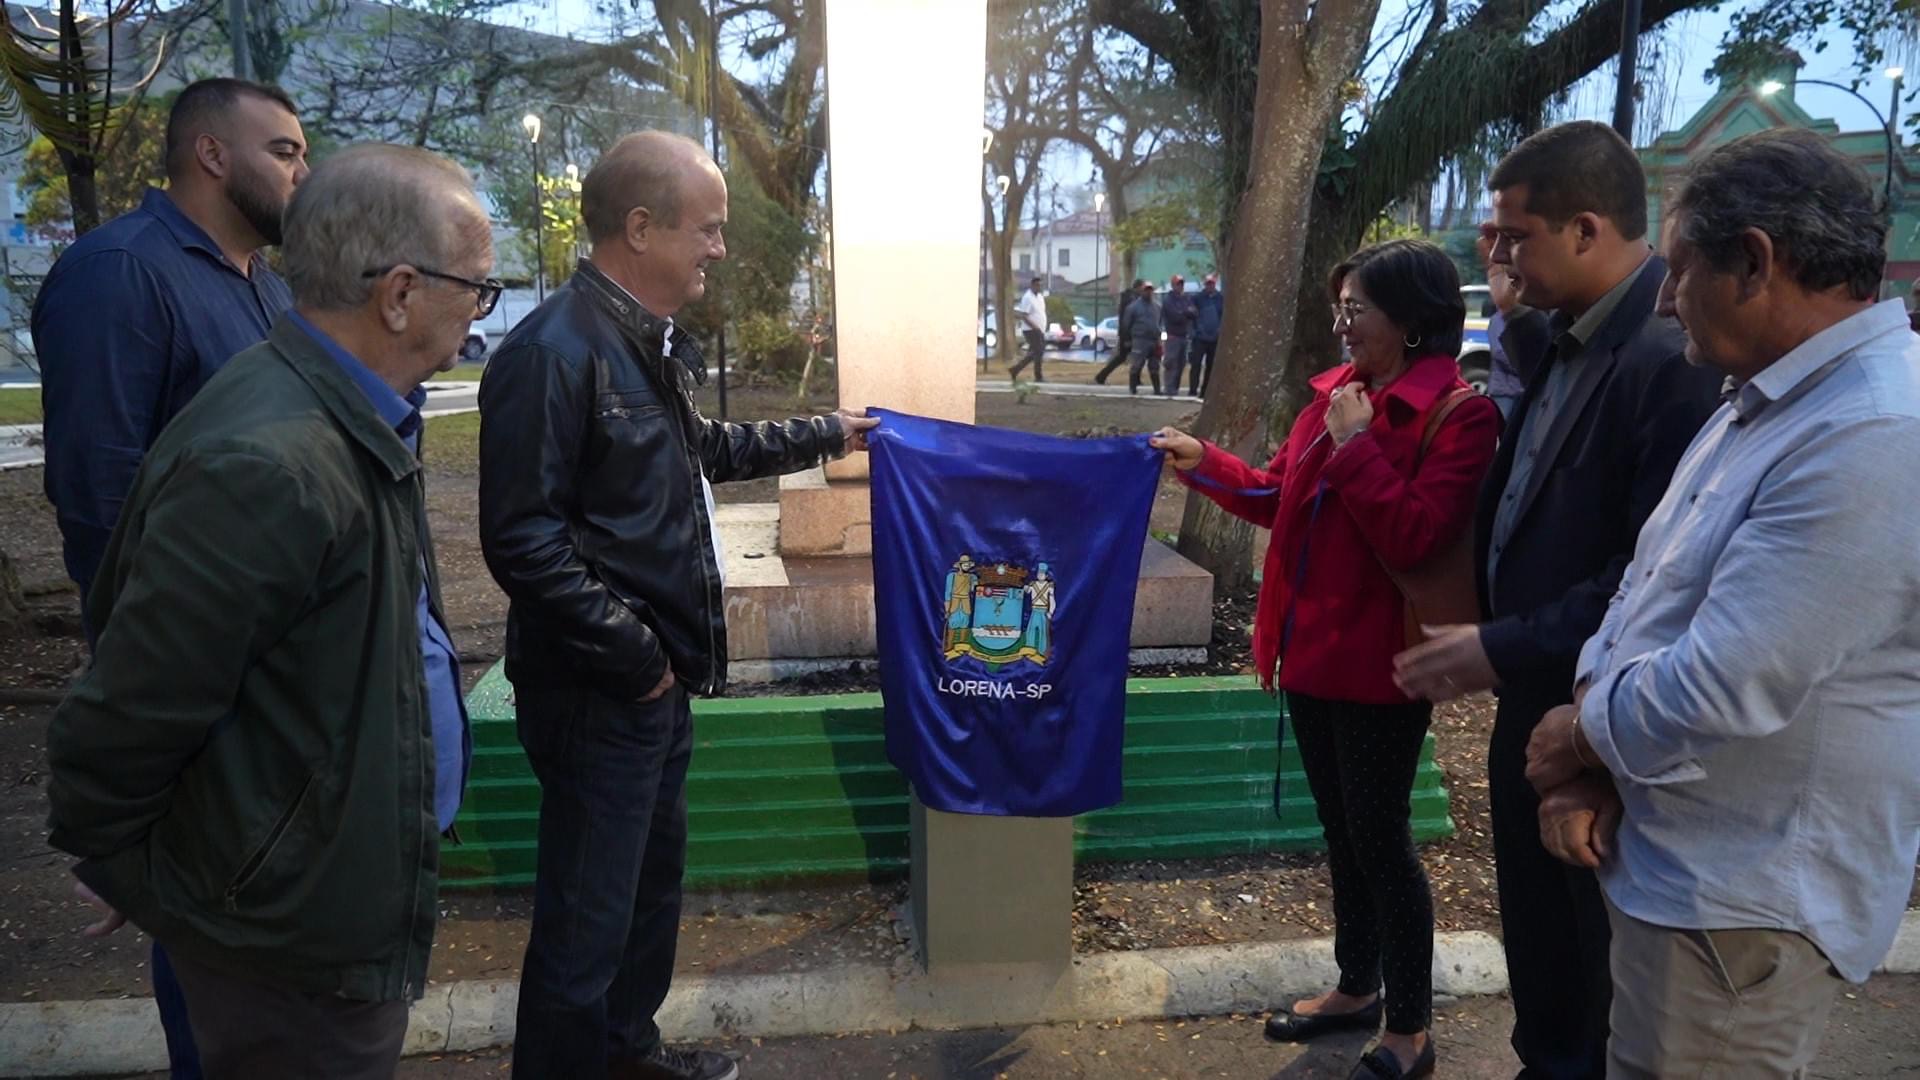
[
  {"x1": 620, "y1": 1045, "x2": 740, "y2": 1080},
  {"x1": 1263, "y1": 998, "x2": 1382, "y2": 1042},
  {"x1": 1349, "y1": 1037, "x2": 1435, "y2": 1079}
]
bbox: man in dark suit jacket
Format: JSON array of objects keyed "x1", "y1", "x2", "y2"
[{"x1": 1394, "y1": 122, "x2": 1724, "y2": 1079}]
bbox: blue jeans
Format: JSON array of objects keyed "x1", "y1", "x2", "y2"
[{"x1": 512, "y1": 682, "x2": 693, "y2": 1080}]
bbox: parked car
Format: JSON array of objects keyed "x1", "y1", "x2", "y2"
[
  {"x1": 977, "y1": 307, "x2": 997, "y2": 353},
  {"x1": 1068, "y1": 316, "x2": 1107, "y2": 351},
  {"x1": 1044, "y1": 321, "x2": 1077, "y2": 349},
  {"x1": 1457, "y1": 285, "x2": 1494, "y2": 392},
  {"x1": 460, "y1": 324, "x2": 489, "y2": 364},
  {"x1": 1093, "y1": 316, "x2": 1120, "y2": 352}
]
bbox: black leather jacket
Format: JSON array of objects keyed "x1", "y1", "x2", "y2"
[{"x1": 477, "y1": 261, "x2": 846, "y2": 698}]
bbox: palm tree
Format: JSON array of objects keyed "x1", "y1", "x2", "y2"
[
  {"x1": 0, "y1": 1, "x2": 164, "y2": 632},
  {"x1": 0, "y1": 1, "x2": 166, "y2": 237}
]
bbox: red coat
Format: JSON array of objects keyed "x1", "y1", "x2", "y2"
[{"x1": 1179, "y1": 354, "x2": 1500, "y2": 704}]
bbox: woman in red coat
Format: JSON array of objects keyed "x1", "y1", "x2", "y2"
[{"x1": 1152, "y1": 240, "x2": 1499, "y2": 1080}]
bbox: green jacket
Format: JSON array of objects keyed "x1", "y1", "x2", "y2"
[{"x1": 47, "y1": 318, "x2": 442, "y2": 1002}]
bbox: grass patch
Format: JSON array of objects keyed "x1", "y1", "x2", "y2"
[
  {"x1": 423, "y1": 411, "x2": 480, "y2": 474},
  {"x1": 0, "y1": 388, "x2": 42, "y2": 426},
  {"x1": 430, "y1": 363, "x2": 486, "y2": 382}
]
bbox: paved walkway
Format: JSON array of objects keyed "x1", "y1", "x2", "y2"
[
  {"x1": 976, "y1": 378, "x2": 1202, "y2": 403},
  {"x1": 108, "y1": 975, "x2": 1916, "y2": 1079},
  {"x1": 0, "y1": 383, "x2": 485, "y2": 472},
  {"x1": 0, "y1": 374, "x2": 1187, "y2": 474},
  {"x1": 0, "y1": 424, "x2": 40, "y2": 471}
]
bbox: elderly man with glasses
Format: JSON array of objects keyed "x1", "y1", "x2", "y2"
[{"x1": 47, "y1": 143, "x2": 491, "y2": 1080}]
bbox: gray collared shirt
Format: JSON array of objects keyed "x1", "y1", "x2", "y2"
[
  {"x1": 1486, "y1": 257, "x2": 1650, "y2": 592},
  {"x1": 1576, "y1": 299, "x2": 1920, "y2": 982}
]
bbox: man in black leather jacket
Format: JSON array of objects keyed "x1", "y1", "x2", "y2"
[{"x1": 477, "y1": 130, "x2": 876, "y2": 1080}]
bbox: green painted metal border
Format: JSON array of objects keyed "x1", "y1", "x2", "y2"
[{"x1": 446, "y1": 664, "x2": 1455, "y2": 889}]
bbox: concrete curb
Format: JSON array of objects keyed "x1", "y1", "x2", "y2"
[
  {"x1": 975, "y1": 380, "x2": 1204, "y2": 403},
  {"x1": 6, "y1": 913, "x2": 1918, "y2": 1076}
]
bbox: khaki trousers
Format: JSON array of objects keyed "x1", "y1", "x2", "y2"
[{"x1": 1605, "y1": 899, "x2": 1846, "y2": 1079}]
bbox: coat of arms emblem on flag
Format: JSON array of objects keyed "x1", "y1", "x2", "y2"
[{"x1": 942, "y1": 555, "x2": 1056, "y2": 667}]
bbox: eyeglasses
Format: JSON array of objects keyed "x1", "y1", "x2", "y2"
[
  {"x1": 362, "y1": 265, "x2": 504, "y2": 317},
  {"x1": 1330, "y1": 301, "x2": 1372, "y2": 328}
]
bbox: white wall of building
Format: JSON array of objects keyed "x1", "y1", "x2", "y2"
[{"x1": 1010, "y1": 228, "x2": 1109, "y2": 286}]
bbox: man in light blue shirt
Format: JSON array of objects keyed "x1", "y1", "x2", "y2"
[{"x1": 1524, "y1": 130, "x2": 1920, "y2": 1076}]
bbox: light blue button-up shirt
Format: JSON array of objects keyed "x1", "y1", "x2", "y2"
[{"x1": 1576, "y1": 299, "x2": 1920, "y2": 982}]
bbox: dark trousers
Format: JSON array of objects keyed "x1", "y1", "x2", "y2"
[
  {"x1": 1490, "y1": 690, "x2": 1611, "y2": 1078},
  {"x1": 513, "y1": 682, "x2": 694, "y2": 1080},
  {"x1": 1188, "y1": 338, "x2": 1217, "y2": 397},
  {"x1": 1008, "y1": 328, "x2": 1045, "y2": 381},
  {"x1": 1161, "y1": 336, "x2": 1189, "y2": 397},
  {"x1": 1095, "y1": 341, "x2": 1129, "y2": 383},
  {"x1": 154, "y1": 941, "x2": 205, "y2": 1079},
  {"x1": 1127, "y1": 346, "x2": 1161, "y2": 394},
  {"x1": 167, "y1": 950, "x2": 407, "y2": 1080},
  {"x1": 1286, "y1": 692, "x2": 1435, "y2": 1035}
]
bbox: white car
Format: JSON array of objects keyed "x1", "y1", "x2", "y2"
[
  {"x1": 977, "y1": 307, "x2": 997, "y2": 352},
  {"x1": 460, "y1": 324, "x2": 488, "y2": 364},
  {"x1": 1070, "y1": 316, "x2": 1106, "y2": 351},
  {"x1": 1458, "y1": 285, "x2": 1493, "y2": 392}
]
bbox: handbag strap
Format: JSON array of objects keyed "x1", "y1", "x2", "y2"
[
  {"x1": 1417, "y1": 386, "x2": 1477, "y2": 465},
  {"x1": 1377, "y1": 385, "x2": 1478, "y2": 619}
]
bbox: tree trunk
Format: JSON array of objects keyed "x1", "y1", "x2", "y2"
[
  {"x1": 989, "y1": 214, "x2": 1018, "y2": 364},
  {"x1": 0, "y1": 545, "x2": 25, "y2": 635},
  {"x1": 1105, "y1": 185, "x2": 1134, "y2": 289},
  {"x1": 57, "y1": 149, "x2": 101, "y2": 237},
  {"x1": 1175, "y1": 0, "x2": 1382, "y2": 589}
]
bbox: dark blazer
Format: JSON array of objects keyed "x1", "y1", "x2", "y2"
[
  {"x1": 1474, "y1": 256, "x2": 1725, "y2": 705},
  {"x1": 1499, "y1": 307, "x2": 1554, "y2": 387}
]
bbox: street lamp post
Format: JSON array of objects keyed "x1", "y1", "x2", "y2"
[
  {"x1": 522, "y1": 113, "x2": 545, "y2": 303},
  {"x1": 981, "y1": 129, "x2": 994, "y2": 368},
  {"x1": 1890, "y1": 67, "x2": 1907, "y2": 207},
  {"x1": 1092, "y1": 191, "x2": 1106, "y2": 330},
  {"x1": 1760, "y1": 73, "x2": 1902, "y2": 214},
  {"x1": 563, "y1": 163, "x2": 582, "y2": 267}
]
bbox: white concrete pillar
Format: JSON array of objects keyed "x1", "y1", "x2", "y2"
[{"x1": 821, "y1": 0, "x2": 984, "y2": 481}]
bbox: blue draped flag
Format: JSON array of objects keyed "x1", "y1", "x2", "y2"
[{"x1": 868, "y1": 408, "x2": 1162, "y2": 817}]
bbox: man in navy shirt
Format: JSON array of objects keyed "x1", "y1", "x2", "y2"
[
  {"x1": 31, "y1": 77, "x2": 308, "y2": 1080},
  {"x1": 35, "y1": 78, "x2": 308, "y2": 605}
]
